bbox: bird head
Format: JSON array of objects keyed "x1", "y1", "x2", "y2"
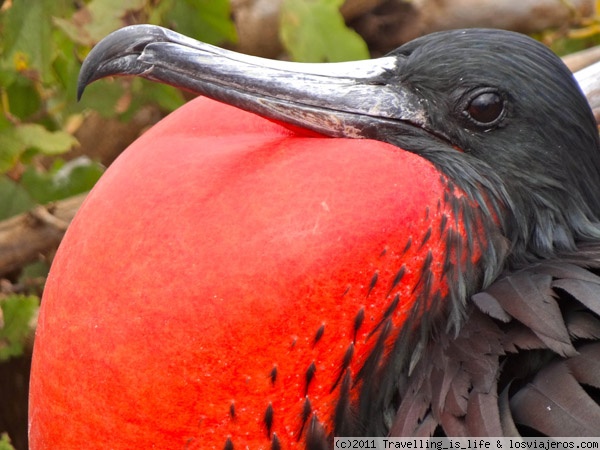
[{"x1": 383, "y1": 30, "x2": 600, "y2": 264}]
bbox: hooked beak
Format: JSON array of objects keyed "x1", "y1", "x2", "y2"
[{"x1": 78, "y1": 24, "x2": 427, "y2": 141}]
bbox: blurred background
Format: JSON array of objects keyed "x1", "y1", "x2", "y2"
[{"x1": 1, "y1": 1, "x2": 600, "y2": 448}]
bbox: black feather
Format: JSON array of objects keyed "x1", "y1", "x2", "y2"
[
  {"x1": 313, "y1": 324, "x2": 325, "y2": 347},
  {"x1": 554, "y1": 279, "x2": 600, "y2": 316},
  {"x1": 465, "y1": 392, "x2": 503, "y2": 436},
  {"x1": 353, "y1": 307, "x2": 365, "y2": 343},
  {"x1": 298, "y1": 397, "x2": 312, "y2": 441},
  {"x1": 367, "y1": 271, "x2": 379, "y2": 297},
  {"x1": 477, "y1": 272, "x2": 576, "y2": 356},
  {"x1": 305, "y1": 415, "x2": 330, "y2": 450},
  {"x1": 333, "y1": 369, "x2": 355, "y2": 436},
  {"x1": 566, "y1": 343, "x2": 600, "y2": 390},
  {"x1": 510, "y1": 359, "x2": 600, "y2": 436},
  {"x1": 331, "y1": 343, "x2": 354, "y2": 393},
  {"x1": 388, "y1": 268, "x2": 406, "y2": 296},
  {"x1": 271, "y1": 434, "x2": 281, "y2": 450},
  {"x1": 264, "y1": 403, "x2": 274, "y2": 438}
]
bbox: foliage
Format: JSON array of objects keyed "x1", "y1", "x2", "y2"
[
  {"x1": 0, "y1": 0, "x2": 237, "y2": 222},
  {"x1": 533, "y1": 5, "x2": 600, "y2": 56},
  {"x1": 280, "y1": 0, "x2": 369, "y2": 62},
  {"x1": 0, "y1": 295, "x2": 38, "y2": 361},
  {"x1": 0, "y1": 433, "x2": 15, "y2": 450}
]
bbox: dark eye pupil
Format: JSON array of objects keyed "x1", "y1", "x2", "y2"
[{"x1": 467, "y1": 92, "x2": 504, "y2": 125}]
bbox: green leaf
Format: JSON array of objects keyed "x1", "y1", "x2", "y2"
[
  {"x1": 0, "y1": 177, "x2": 35, "y2": 220},
  {"x1": 15, "y1": 124, "x2": 78, "y2": 156},
  {"x1": 550, "y1": 34, "x2": 600, "y2": 57},
  {"x1": 54, "y1": 0, "x2": 146, "y2": 46},
  {"x1": 0, "y1": 128, "x2": 24, "y2": 174},
  {"x1": 86, "y1": 0, "x2": 145, "y2": 42},
  {"x1": 1, "y1": 0, "x2": 74, "y2": 83},
  {"x1": 21, "y1": 156, "x2": 104, "y2": 204},
  {"x1": 0, "y1": 63, "x2": 18, "y2": 88},
  {"x1": 49, "y1": 29, "x2": 83, "y2": 111},
  {"x1": 4, "y1": 77, "x2": 42, "y2": 120},
  {"x1": 0, "y1": 124, "x2": 76, "y2": 173},
  {"x1": 0, "y1": 433, "x2": 16, "y2": 450},
  {"x1": 19, "y1": 261, "x2": 50, "y2": 284},
  {"x1": 150, "y1": 0, "x2": 237, "y2": 45},
  {"x1": 0, "y1": 294, "x2": 39, "y2": 361},
  {"x1": 280, "y1": 0, "x2": 369, "y2": 62}
]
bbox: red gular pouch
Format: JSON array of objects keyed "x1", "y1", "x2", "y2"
[{"x1": 29, "y1": 97, "x2": 491, "y2": 449}]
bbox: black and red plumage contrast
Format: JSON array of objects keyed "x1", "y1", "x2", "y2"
[{"x1": 29, "y1": 26, "x2": 600, "y2": 449}]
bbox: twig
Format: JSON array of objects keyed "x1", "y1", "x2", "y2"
[
  {"x1": 0, "y1": 193, "x2": 86, "y2": 277},
  {"x1": 564, "y1": 46, "x2": 600, "y2": 72}
]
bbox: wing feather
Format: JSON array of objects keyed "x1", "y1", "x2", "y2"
[
  {"x1": 480, "y1": 273, "x2": 576, "y2": 356},
  {"x1": 510, "y1": 360, "x2": 600, "y2": 436}
]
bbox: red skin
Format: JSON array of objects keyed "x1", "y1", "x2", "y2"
[{"x1": 29, "y1": 98, "x2": 467, "y2": 449}]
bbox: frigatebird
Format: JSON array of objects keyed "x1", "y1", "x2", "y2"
[{"x1": 65, "y1": 25, "x2": 600, "y2": 443}]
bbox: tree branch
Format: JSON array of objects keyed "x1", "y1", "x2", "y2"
[
  {"x1": 0, "y1": 194, "x2": 86, "y2": 277},
  {"x1": 574, "y1": 59, "x2": 600, "y2": 123}
]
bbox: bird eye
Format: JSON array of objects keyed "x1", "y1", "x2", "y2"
[{"x1": 464, "y1": 91, "x2": 505, "y2": 127}]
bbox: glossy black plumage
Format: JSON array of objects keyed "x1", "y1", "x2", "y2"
[
  {"x1": 77, "y1": 26, "x2": 600, "y2": 440},
  {"x1": 387, "y1": 260, "x2": 600, "y2": 437}
]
